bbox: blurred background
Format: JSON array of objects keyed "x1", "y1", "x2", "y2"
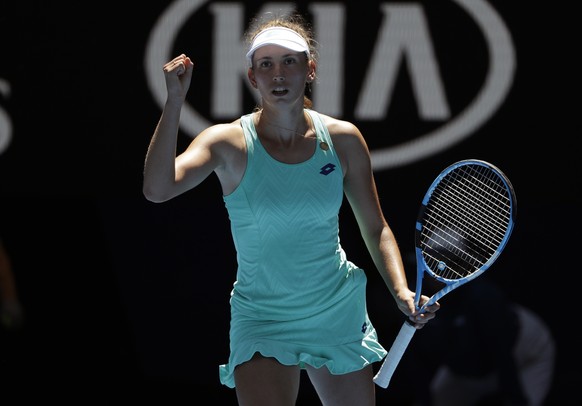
[{"x1": 1, "y1": 1, "x2": 579, "y2": 404}]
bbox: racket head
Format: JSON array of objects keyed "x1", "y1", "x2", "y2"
[{"x1": 415, "y1": 159, "x2": 516, "y2": 289}]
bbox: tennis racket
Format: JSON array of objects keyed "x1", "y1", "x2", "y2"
[{"x1": 373, "y1": 159, "x2": 517, "y2": 388}]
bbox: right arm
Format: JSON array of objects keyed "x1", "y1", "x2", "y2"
[{"x1": 143, "y1": 54, "x2": 224, "y2": 202}]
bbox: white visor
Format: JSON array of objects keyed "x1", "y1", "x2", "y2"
[{"x1": 246, "y1": 27, "x2": 310, "y2": 67}]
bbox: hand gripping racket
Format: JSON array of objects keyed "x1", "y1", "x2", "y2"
[{"x1": 373, "y1": 159, "x2": 517, "y2": 388}]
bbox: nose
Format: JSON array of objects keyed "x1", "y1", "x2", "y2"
[{"x1": 273, "y1": 64, "x2": 284, "y2": 82}]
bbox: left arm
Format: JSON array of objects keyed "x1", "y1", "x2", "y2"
[{"x1": 329, "y1": 118, "x2": 438, "y2": 327}]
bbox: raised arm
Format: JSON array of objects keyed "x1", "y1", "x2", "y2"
[
  {"x1": 143, "y1": 54, "x2": 195, "y2": 202},
  {"x1": 143, "y1": 55, "x2": 230, "y2": 202}
]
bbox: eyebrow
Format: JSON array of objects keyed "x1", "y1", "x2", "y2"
[{"x1": 255, "y1": 52, "x2": 303, "y2": 61}]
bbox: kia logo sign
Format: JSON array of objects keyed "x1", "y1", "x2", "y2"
[{"x1": 145, "y1": 0, "x2": 515, "y2": 171}]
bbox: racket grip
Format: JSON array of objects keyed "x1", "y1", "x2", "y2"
[{"x1": 373, "y1": 321, "x2": 417, "y2": 388}]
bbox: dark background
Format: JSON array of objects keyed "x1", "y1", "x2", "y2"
[{"x1": 0, "y1": 1, "x2": 579, "y2": 404}]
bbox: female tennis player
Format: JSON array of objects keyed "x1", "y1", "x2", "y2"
[{"x1": 143, "y1": 10, "x2": 440, "y2": 406}]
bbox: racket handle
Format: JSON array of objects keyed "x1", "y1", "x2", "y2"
[{"x1": 373, "y1": 321, "x2": 416, "y2": 388}]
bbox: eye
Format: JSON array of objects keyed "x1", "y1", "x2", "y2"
[
  {"x1": 284, "y1": 57, "x2": 297, "y2": 65},
  {"x1": 258, "y1": 60, "x2": 272, "y2": 68}
]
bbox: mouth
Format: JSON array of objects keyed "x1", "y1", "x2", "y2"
[{"x1": 272, "y1": 87, "x2": 288, "y2": 96}]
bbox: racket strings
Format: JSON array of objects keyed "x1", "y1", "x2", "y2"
[{"x1": 420, "y1": 164, "x2": 512, "y2": 280}]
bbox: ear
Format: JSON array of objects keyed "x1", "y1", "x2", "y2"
[
  {"x1": 247, "y1": 68, "x2": 257, "y2": 88},
  {"x1": 306, "y1": 60, "x2": 316, "y2": 83}
]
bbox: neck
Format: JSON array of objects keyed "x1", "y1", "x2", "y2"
[{"x1": 255, "y1": 109, "x2": 312, "y2": 140}]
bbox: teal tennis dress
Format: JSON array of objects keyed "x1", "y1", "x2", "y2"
[{"x1": 219, "y1": 109, "x2": 387, "y2": 388}]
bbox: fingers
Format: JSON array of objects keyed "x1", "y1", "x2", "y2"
[
  {"x1": 424, "y1": 302, "x2": 441, "y2": 313},
  {"x1": 162, "y1": 55, "x2": 194, "y2": 99},
  {"x1": 408, "y1": 310, "x2": 435, "y2": 329},
  {"x1": 408, "y1": 299, "x2": 440, "y2": 329},
  {"x1": 163, "y1": 54, "x2": 194, "y2": 76},
  {"x1": 417, "y1": 294, "x2": 440, "y2": 313},
  {"x1": 396, "y1": 291, "x2": 440, "y2": 329}
]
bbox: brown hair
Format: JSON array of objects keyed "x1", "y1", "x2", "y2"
[{"x1": 245, "y1": 11, "x2": 318, "y2": 109}]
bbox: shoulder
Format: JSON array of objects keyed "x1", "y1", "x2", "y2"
[
  {"x1": 314, "y1": 112, "x2": 360, "y2": 137},
  {"x1": 313, "y1": 112, "x2": 370, "y2": 170},
  {"x1": 191, "y1": 119, "x2": 245, "y2": 153},
  {"x1": 311, "y1": 111, "x2": 371, "y2": 176},
  {"x1": 184, "y1": 119, "x2": 247, "y2": 192},
  {"x1": 199, "y1": 118, "x2": 243, "y2": 141},
  {"x1": 314, "y1": 112, "x2": 367, "y2": 149},
  {"x1": 182, "y1": 119, "x2": 246, "y2": 168}
]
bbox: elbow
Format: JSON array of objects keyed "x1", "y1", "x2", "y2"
[{"x1": 142, "y1": 184, "x2": 170, "y2": 203}]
